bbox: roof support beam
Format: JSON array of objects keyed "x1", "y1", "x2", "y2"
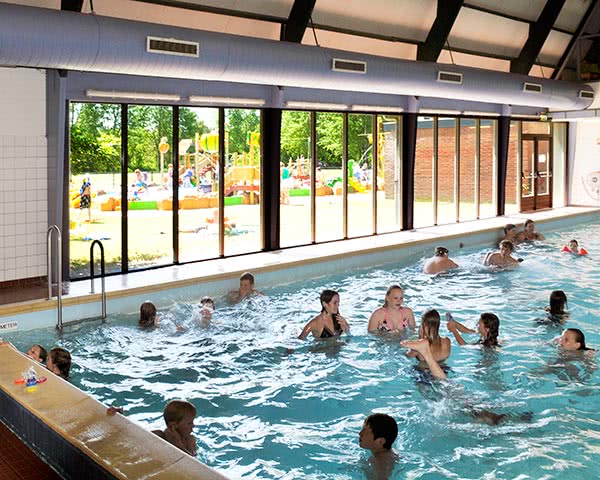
[
  {"x1": 417, "y1": 0, "x2": 464, "y2": 62},
  {"x1": 552, "y1": 0, "x2": 600, "y2": 79},
  {"x1": 510, "y1": 0, "x2": 566, "y2": 75},
  {"x1": 61, "y1": 0, "x2": 84, "y2": 11},
  {"x1": 280, "y1": 0, "x2": 317, "y2": 43}
]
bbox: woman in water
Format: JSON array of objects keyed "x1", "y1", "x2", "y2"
[
  {"x1": 368, "y1": 285, "x2": 416, "y2": 334},
  {"x1": 446, "y1": 312, "x2": 500, "y2": 347},
  {"x1": 405, "y1": 309, "x2": 451, "y2": 368},
  {"x1": 545, "y1": 290, "x2": 568, "y2": 317},
  {"x1": 559, "y1": 328, "x2": 595, "y2": 353},
  {"x1": 298, "y1": 290, "x2": 350, "y2": 340}
]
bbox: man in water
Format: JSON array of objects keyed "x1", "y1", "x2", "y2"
[
  {"x1": 423, "y1": 246, "x2": 459, "y2": 274},
  {"x1": 484, "y1": 240, "x2": 520, "y2": 267}
]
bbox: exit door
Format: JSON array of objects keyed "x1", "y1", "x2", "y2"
[{"x1": 521, "y1": 137, "x2": 552, "y2": 212}]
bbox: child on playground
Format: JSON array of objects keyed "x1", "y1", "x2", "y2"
[
  {"x1": 47, "y1": 347, "x2": 72, "y2": 380},
  {"x1": 78, "y1": 176, "x2": 92, "y2": 223},
  {"x1": 359, "y1": 413, "x2": 398, "y2": 479},
  {"x1": 139, "y1": 301, "x2": 159, "y2": 328},
  {"x1": 152, "y1": 400, "x2": 198, "y2": 456}
]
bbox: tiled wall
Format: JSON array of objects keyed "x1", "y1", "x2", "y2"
[{"x1": 0, "y1": 67, "x2": 47, "y2": 283}]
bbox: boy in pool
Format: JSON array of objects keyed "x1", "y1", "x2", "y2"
[
  {"x1": 199, "y1": 296, "x2": 215, "y2": 325},
  {"x1": 152, "y1": 400, "x2": 198, "y2": 456},
  {"x1": 423, "y1": 246, "x2": 459, "y2": 274},
  {"x1": 227, "y1": 272, "x2": 263, "y2": 304},
  {"x1": 562, "y1": 239, "x2": 588, "y2": 255},
  {"x1": 359, "y1": 413, "x2": 398, "y2": 479},
  {"x1": 47, "y1": 347, "x2": 72, "y2": 380},
  {"x1": 483, "y1": 240, "x2": 520, "y2": 267},
  {"x1": 26, "y1": 344, "x2": 48, "y2": 363},
  {"x1": 139, "y1": 301, "x2": 159, "y2": 328}
]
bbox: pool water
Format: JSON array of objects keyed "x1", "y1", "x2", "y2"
[{"x1": 5, "y1": 221, "x2": 600, "y2": 479}]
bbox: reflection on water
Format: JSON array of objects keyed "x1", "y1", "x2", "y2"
[{"x1": 5, "y1": 222, "x2": 600, "y2": 479}]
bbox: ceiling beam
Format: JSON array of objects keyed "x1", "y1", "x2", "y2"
[
  {"x1": 417, "y1": 0, "x2": 464, "y2": 62},
  {"x1": 61, "y1": 0, "x2": 84, "y2": 11},
  {"x1": 510, "y1": 0, "x2": 566, "y2": 75},
  {"x1": 552, "y1": 0, "x2": 600, "y2": 79},
  {"x1": 280, "y1": 0, "x2": 317, "y2": 43}
]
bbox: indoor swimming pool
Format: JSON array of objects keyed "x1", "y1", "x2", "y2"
[{"x1": 4, "y1": 221, "x2": 600, "y2": 479}]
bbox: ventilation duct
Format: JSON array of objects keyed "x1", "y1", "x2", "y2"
[{"x1": 0, "y1": 3, "x2": 593, "y2": 110}]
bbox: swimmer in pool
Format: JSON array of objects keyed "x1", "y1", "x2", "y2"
[
  {"x1": 198, "y1": 296, "x2": 215, "y2": 326},
  {"x1": 501, "y1": 223, "x2": 518, "y2": 243},
  {"x1": 446, "y1": 312, "x2": 500, "y2": 347},
  {"x1": 227, "y1": 272, "x2": 263, "y2": 304},
  {"x1": 152, "y1": 400, "x2": 198, "y2": 456},
  {"x1": 423, "y1": 246, "x2": 459, "y2": 275},
  {"x1": 405, "y1": 309, "x2": 451, "y2": 371},
  {"x1": 368, "y1": 285, "x2": 415, "y2": 334},
  {"x1": 562, "y1": 239, "x2": 588, "y2": 255},
  {"x1": 545, "y1": 290, "x2": 568, "y2": 318},
  {"x1": 516, "y1": 219, "x2": 545, "y2": 242},
  {"x1": 298, "y1": 289, "x2": 350, "y2": 340},
  {"x1": 26, "y1": 344, "x2": 48, "y2": 363},
  {"x1": 139, "y1": 301, "x2": 159, "y2": 328},
  {"x1": 483, "y1": 240, "x2": 520, "y2": 267},
  {"x1": 559, "y1": 328, "x2": 595, "y2": 354},
  {"x1": 359, "y1": 413, "x2": 399, "y2": 480},
  {"x1": 47, "y1": 347, "x2": 72, "y2": 380}
]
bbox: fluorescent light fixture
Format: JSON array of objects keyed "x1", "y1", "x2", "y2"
[
  {"x1": 188, "y1": 95, "x2": 265, "y2": 106},
  {"x1": 352, "y1": 105, "x2": 404, "y2": 113},
  {"x1": 512, "y1": 114, "x2": 542, "y2": 119},
  {"x1": 462, "y1": 111, "x2": 500, "y2": 117},
  {"x1": 285, "y1": 101, "x2": 348, "y2": 110},
  {"x1": 419, "y1": 108, "x2": 461, "y2": 115},
  {"x1": 85, "y1": 89, "x2": 181, "y2": 102}
]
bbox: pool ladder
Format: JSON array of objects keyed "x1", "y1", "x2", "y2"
[
  {"x1": 90, "y1": 240, "x2": 107, "y2": 321},
  {"x1": 46, "y1": 225, "x2": 63, "y2": 330}
]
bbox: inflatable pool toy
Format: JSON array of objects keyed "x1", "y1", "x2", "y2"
[
  {"x1": 14, "y1": 366, "x2": 47, "y2": 392},
  {"x1": 561, "y1": 245, "x2": 588, "y2": 255}
]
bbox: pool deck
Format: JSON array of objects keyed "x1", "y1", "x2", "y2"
[{"x1": 0, "y1": 206, "x2": 598, "y2": 321}]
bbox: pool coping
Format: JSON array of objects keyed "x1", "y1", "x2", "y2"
[{"x1": 0, "y1": 206, "x2": 598, "y2": 321}]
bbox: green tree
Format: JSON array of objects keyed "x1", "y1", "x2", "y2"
[
  {"x1": 70, "y1": 124, "x2": 119, "y2": 174},
  {"x1": 281, "y1": 111, "x2": 310, "y2": 161},
  {"x1": 226, "y1": 109, "x2": 260, "y2": 154}
]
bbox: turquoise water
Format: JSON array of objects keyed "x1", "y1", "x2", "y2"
[{"x1": 5, "y1": 221, "x2": 600, "y2": 479}]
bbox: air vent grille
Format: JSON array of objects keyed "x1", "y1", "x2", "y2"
[
  {"x1": 332, "y1": 58, "x2": 367, "y2": 74},
  {"x1": 579, "y1": 90, "x2": 594, "y2": 99},
  {"x1": 147, "y1": 36, "x2": 199, "y2": 57},
  {"x1": 437, "y1": 71, "x2": 463, "y2": 84},
  {"x1": 523, "y1": 82, "x2": 542, "y2": 93}
]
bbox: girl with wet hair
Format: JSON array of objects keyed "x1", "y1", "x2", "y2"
[
  {"x1": 559, "y1": 328, "x2": 595, "y2": 352},
  {"x1": 406, "y1": 309, "x2": 451, "y2": 363},
  {"x1": 298, "y1": 289, "x2": 350, "y2": 340},
  {"x1": 547, "y1": 290, "x2": 568, "y2": 316},
  {"x1": 446, "y1": 312, "x2": 500, "y2": 347}
]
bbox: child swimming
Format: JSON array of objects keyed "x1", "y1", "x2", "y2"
[
  {"x1": 359, "y1": 413, "x2": 399, "y2": 479},
  {"x1": 483, "y1": 240, "x2": 520, "y2": 267},
  {"x1": 139, "y1": 301, "x2": 159, "y2": 328},
  {"x1": 546, "y1": 290, "x2": 568, "y2": 317},
  {"x1": 561, "y1": 239, "x2": 588, "y2": 255},
  {"x1": 446, "y1": 312, "x2": 500, "y2": 347},
  {"x1": 26, "y1": 344, "x2": 48, "y2": 363},
  {"x1": 368, "y1": 285, "x2": 415, "y2": 334},
  {"x1": 152, "y1": 400, "x2": 198, "y2": 456},
  {"x1": 47, "y1": 347, "x2": 72, "y2": 380},
  {"x1": 199, "y1": 296, "x2": 215, "y2": 326}
]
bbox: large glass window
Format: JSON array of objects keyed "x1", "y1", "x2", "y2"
[
  {"x1": 458, "y1": 118, "x2": 477, "y2": 222},
  {"x1": 479, "y1": 119, "x2": 496, "y2": 219},
  {"x1": 436, "y1": 118, "x2": 457, "y2": 224},
  {"x1": 505, "y1": 121, "x2": 520, "y2": 215},
  {"x1": 315, "y1": 112, "x2": 344, "y2": 242},
  {"x1": 224, "y1": 109, "x2": 262, "y2": 256},
  {"x1": 126, "y1": 105, "x2": 173, "y2": 270},
  {"x1": 414, "y1": 117, "x2": 434, "y2": 228},
  {"x1": 280, "y1": 111, "x2": 311, "y2": 248},
  {"x1": 376, "y1": 115, "x2": 401, "y2": 233},
  {"x1": 178, "y1": 107, "x2": 220, "y2": 262},
  {"x1": 68, "y1": 103, "x2": 122, "y2": 278},
  {"x1": 347, "y1": 114, "x2": 374, "y2": 238}
]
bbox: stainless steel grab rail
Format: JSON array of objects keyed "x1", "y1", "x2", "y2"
[
  {"x1": 90, "y1": 240, "x2": 107, "y2": 320},
  {"x1": 46, "y1": 225, "x2": 63, "y2": 330}
]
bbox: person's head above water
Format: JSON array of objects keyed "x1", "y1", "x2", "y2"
[
  {"x1": 200, "y1": 296, "x2": 215, "y2": 310},
  {"x1": 478, "y1": 313, "x2": 500, "y2": 347},
  {"x1": 503, "y1": 224, "x2": 517, "y2": 236},
  {"x1": 569, "y1": 239, "x2": 579, "y2": 251},
  {"x1": 47, "y1": 347, "x2": 71, "y2": 379},
  {"x1": 549, "y1": 290, "x2": 568, "y2": 315},
  {"x1": 27, "y1": 344, "x2": 47, "y2": 363},
  {"x1": 359, "y1": 413, "x2": 398, "y2": 452},
  {"x1": 499, "y1": 240, "x2": 514, "y2": 255},
  {"x1": 559, "y1": 328, "x2": 591, "y2": 351},
  {"x1": 434, "y1": 246, "x2": 449, "y2": 257},
  {"x1": 139, "y1": 301, "x2": 158, "y2": 328},
  {"x1": 239, "y1": 272, "x2": 255, "y2": 295},
  {"x1": 420, "y1": 309, "x2": 441, "y2": 345},
  {"x1": 382, "y1": 285, "x2": 404, "y2": 308}
]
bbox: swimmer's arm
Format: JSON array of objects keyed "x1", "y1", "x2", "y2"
[
  {"x1": 401, "y1": 339, "x2": 446, "y2": 380},
  {"x1": 448, "y1": 259, "x2": 459, "y2": 269},
  {"x1": 406, "y1": 308, "x2": 416, "y2": 328},
  {"x1": 298, "y1": 319, "x2": 316, "y2": 340},
  {"x1": 446, "y1": 317, "x2": 472, "y2": 346},
  {"x1": 337, "y1": 314, "x2": 350, "y2": 333},
  {"x1": 367, "y1": 310, "x2": 382, "y2": 333},
  {"x1": 483, "y1": 252, "x2": 494, "y2": 266}
]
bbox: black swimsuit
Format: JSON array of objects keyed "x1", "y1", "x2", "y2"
[{"x1": 319, "y1": 325, "x2": 341, "y2": 339}]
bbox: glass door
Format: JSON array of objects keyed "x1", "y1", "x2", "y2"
[{"x1": 520, "y1": 137, "x2": 552, "y2": 212}]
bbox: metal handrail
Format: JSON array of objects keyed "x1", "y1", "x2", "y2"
[
  {"x1": 90, "y1": 240, "x2": 107, "y2": 320},
  {"x1": 47, "y1": 225, "x2": 63, "y2": 330}
]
